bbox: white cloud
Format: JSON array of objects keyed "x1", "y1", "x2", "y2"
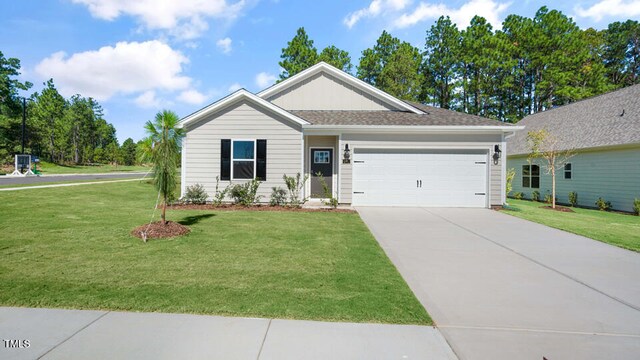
[
  {"x1": 574, "y1": 0, "x2": 640, "y2": 22},
  {"x1": 134, "y1": 90, "x2": 161, "y2": 108},
  {"x1": 393, "y1": 0, "x2": 511, "y2": 29},
  {"x1": 344, "y1": 0, "x2": 411, "y2": 28},
  {"x1": 255, "y1": 72, "x2": 277, "y2": 88},
  {"x1": 228, "y1": 83, "x2": 243, "y2": 92},
  {"x1": 71, "y1": 0, "x2": 247, "y2": 39},
  {"x1": 35, "y1": 40, "x2": 191, "y2": 101},
  {"x1": 177, "y1": 89, "x2": 208, "y2": 105},
  {"x1": 216, "y1": 37, "x2": 233, "y2": 54}
]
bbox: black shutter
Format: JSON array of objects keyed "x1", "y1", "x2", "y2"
[
  {"x1": 256, "y1": 139, "x2": 267, "y2": 180},
  {"x1": 220, "y1": 139, "x2": 231, "y2": 180}
]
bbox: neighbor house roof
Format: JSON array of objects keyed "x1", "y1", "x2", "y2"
[
  {"x1": 508, "y1": 84, "x2": 640, "y2": 155},
  {"x1": 292, "y1": 109, "x2": 513, "y2": 127}
]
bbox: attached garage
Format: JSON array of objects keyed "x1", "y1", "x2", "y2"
[{"x1": 352, "y1": 149, "x2": 489, "y2": 207}]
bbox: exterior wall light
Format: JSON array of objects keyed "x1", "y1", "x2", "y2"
[
  {"x1": 493, "y1": 144, "x2": 502, "y2": 164},
  {"x1": 343, "y1": 144, "x2": 351, "y2": 164}
]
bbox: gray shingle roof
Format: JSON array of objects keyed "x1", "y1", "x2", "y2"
[
  {"x1": 291, "y1": 103, "x2": 511, "y2": 127},
  {"x1": 508, "y1": 84, "x2": 640, "y2": 155}
]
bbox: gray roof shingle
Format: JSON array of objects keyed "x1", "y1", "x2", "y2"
[
  {"x1": 291, "y1": 103, "x2": 512, "y2": 127},
  {"x1": 508, "y1": 84, "x2": 640, "y2": 155}
]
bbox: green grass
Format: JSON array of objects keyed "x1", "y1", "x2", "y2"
[
  {"x1": 504, "y1": 199, "x2": 640, "y2": 252},
  {"x1": 0, "y1": 182, "x2": 430, "y2": 325},
  {"x1": 35, "y1": 161, "x2": 150, "y2": 174}
]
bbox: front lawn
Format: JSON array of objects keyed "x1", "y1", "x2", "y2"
[
  {"x1": 36, "y1": 161, "x2": 149, "y2": 174},
  {"x1": 504, "y1": 199, "x2": 640, "y2": 252},
  {"x1": 0, "y1": 182, "x2": 430, "y2": 325}
]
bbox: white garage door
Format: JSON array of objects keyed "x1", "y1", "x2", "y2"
[{"x1": 352, "y1": 149, "x2": 488, "y2": 207}]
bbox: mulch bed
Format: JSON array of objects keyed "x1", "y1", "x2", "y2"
[
  {"x1": 131, "y1": 221, "x2": 191, "y2": 240},
  {"x1": 168, "y1": 203, "x2": 356, "y2": 213},
  {"x1": 541, "y1": 205, "x2": 575, "y2": 212}
]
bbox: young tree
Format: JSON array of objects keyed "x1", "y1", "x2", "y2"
[
  {"x1": 142, "y1": 110, "x2": 184, "y2": 224},
  {"x1": 279, "y1": 27, "x2": 318, "y2": 80},
  {"x1": 526, "y1": 129, "x2": 575, "y2": 209}
]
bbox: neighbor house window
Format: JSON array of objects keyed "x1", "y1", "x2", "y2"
[
  {"x1": 314, "y1": 150, "x2": 330, "y2": 164},
  {"x1": 220, "y1": 139, "x2": 267, "y2": 181},
  {"x1": 522, "y1": 164, "x2": 540, "y2": 188},
  {"x1": 564, "y1": 163, "x2": 572, "y2": 179}
]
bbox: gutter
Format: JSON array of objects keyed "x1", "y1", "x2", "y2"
[{"x1": 302, "y1": 125, "x2": 525, "y2": 133}]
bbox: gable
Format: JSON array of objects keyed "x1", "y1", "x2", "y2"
[
  {"x1": 258, "y1": 62, "x2": 424, "y2": 113},
  {"x1": 266, "y1": 72, "x2": 397, "y2": 111}
]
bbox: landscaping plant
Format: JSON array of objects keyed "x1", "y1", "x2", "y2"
[
  {"x1": 568, "y1": 191, "x2": 578, "y2": 207},
  {"x1": 512, "y1": 192, "x2": 523, "y2": 200},
  {"x1": 142, "y1": 110, "x2": 184, "y2": 224},
  {"x1": 633, "y1": 198, "x2": 640, "y2": 216},
  {"x1": 270, "y1": 187, "x2": 288, "y2": 206},
  {"x1": 595, "y1": 197, "x2": 612, "y2": 211},
  {"x1": 283, "y1": 173, "x2": 308, "y2": 207},
  {"x1": 182, "y1": 183, "x2": 208, "y2": 205},
  {"x1": 506, "y1": 168, "x2": 516, "y2": 197},
  {"x1": 315, "y1": 171, "x2": 339, "y2": 209},
  {"x1": 229, "y1": 179, "x2": 262, "y2": 206},
  {"x1": 532, "y1": 190, "x2": 540, "y2": 202},
  {"x1": 212, "y1": 176, "x2": 230, "y2": 206}
]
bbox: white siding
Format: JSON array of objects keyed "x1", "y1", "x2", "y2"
[
  {"x1": 183, "y1": 101, "x2": 303, "y2": 202},
  {"x1": 508, "y1": 146, "x2": 640, "y2": 212},
  {"x1": 266, "y1": 72, "x2": 397, "y2": 111},
  {"x1": 339, "y1": 133, "x2": 504, "y2": 206}
]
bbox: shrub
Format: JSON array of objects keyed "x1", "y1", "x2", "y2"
[
  {"x1": 568, "y1": 191, "x2": 578, "y2": 207},
  {"x1": 270, "y1": 187, "x2": 288, "y2": 206},
  {"x1": 531, "y1": 190, "x2": 540, "y2": 202},
  {"x1": 544, "y1": 192, "x2": 557, "y2": 205},
  {"x1": 595, "y1": 197, "x2": 612, "y2": 211},
  {"x1": 512, "y1": 192, "x2": 523, "y2": 200},
  {"x1": 315, "y1": 171, "x2": 338, "y2": 209},
  {"x1": 212, "y1": 176, "x2": 230, "y2": 206},
  {"x1": 283, "y1": 173, "x2": 308, "y2": 207},
  {"x1": 633, "y1": 198, "x2": 640, "y2": 216},
  {"x1": 506, "y1": 168, "x2": 516, "y2": 197},
  {"x1": 229, "y1": 179, "x2": 262, "y2": 206},
  {"x1": 181, "y1": 183, "x2": 208, "y2": 204}
]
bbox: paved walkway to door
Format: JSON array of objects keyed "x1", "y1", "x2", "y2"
[{"x1": 357, "y1": 207, "x2": 640, "y2": 360}]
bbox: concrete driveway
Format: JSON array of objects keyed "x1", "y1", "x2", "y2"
[{"x1": 357, "y1": 207, "x2": 640, "y2": 360}]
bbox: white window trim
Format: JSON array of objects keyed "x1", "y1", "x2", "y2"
[
  {"x1": 231, "y1": 139, "x2": 257, "y2": 181},
  {"x1": 314, "y1": 150, "x2": 331, "y2": 164},
  {"x1": 564, "y1": 163, "x2": 572, "y2": 180}
]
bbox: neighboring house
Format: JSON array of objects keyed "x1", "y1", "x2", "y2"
[
  {"x1": 507, "y1": 84, "x2": 640, "y2": 212},
  {"x1": 178, "y1": 62, "x2": 521, "y2": 207}
]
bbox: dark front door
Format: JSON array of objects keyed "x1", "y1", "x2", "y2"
[{"x1": 310, "y1": 148, "x2": 333, "y2": 198}]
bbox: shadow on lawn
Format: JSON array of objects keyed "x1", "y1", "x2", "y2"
[{"x1": 178, "y1": 213, "x2": 216, "y2": 226}]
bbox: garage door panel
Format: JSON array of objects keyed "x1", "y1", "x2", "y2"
[{"x1": 352, "y1": 150, "x2": 488, "y2": 207}]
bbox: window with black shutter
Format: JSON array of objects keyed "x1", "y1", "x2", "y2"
[
  {"x1": 256, "y1": 139, "x2": 267, "y2": 180},
  {"x1": 220, "y1": 139, "x2": 231, "y2": 180}
]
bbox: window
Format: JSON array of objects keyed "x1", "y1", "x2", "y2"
[
  {"x1": 220, "y1": 139, "x2": 267, "y2": 181},
  {"x1": 314, "y1": 150, "x2": 330, "y2": 164},
  {"x1": 232, "y1": 140, "x2": 255, "y2": 180},
  {"x1": 522, "y1": 164, "x2": 540, "y2": 188},
  {"x1": 564, "y1": 163, "x2": 572, "y2": 179}
]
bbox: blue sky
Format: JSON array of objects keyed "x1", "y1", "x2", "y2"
[{"x1": 2, "y1": 0, "x2": 639, "y2": 143}]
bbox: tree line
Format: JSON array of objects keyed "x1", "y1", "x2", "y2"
[
  {"x1": 0, "y1": 52, "x2": 140, "y2": 166},
  {"x1": 279, "y1": 6, "x2": 639, "y2": 123}
]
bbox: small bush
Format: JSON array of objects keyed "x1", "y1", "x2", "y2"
[
  {"x1": 315, "y1": 171, "x2": 338, "y2": 209},
  {"x1": 544, "y1": 192, "x2": 557, "y2": 205},
  {"x1": 531, "y1": 190, "x2": 540, "y2": 202},
  {"x1": 633, "y1": 198, "x2": 640, "y2": 216},
  {"x1": 229, "y1": 179, "x2": 262, "y2": 206},
  {"x1": 182, "y1": 183, "x2": 208, "y2": 204},
  {"x1": 595, "y1": 197, "x2": 612, "y2": 211},
  {"x1": 506, "y1": 168, "x2": 516, "y2": 197},
  {"x1": 283, "y1": 173, "x2": 308, "y2": 207},
  {"x1": 512, "y1": 192, "x2": 523, "y2": 200},
  {"x1": 212, "y1": 176, "x2": 230, "y2": 206},
  {"x1": 270, "y1": 187, "x2": 288, "y2": 206},
  {"x1": 568, "y1": 191, "x2": 578, "y2": 207}
]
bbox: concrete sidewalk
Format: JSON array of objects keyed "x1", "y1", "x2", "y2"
[{"x1": 0, "y1": 307, "x2": 457, "y2": 360}]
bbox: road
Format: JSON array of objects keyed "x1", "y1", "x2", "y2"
[{"x1": 0, "y1": 172, "x2": 148, "y2": 185}]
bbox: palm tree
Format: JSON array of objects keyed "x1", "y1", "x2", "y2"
[{"x1": 143, "y1": 110, "x2": 184, "y2": 224}]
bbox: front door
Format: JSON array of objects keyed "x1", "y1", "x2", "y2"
[{"x1": 310, "y1": 148, "x2": 333, "y2": 198}]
